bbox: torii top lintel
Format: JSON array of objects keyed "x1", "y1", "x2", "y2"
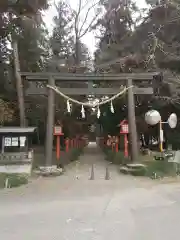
[{"x1": 20, "y1": 72, "x2": 162, "y2": 81}]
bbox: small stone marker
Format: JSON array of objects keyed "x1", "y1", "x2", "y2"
[
  {"x1": 105, "y1": 166, "x2": 110, "y2": 180},
  {"x1": 89, "y1": 164, "x2": 94, "y2": 180},
  {"x1": 168, "y1": 151, "x2": 179, "y2": 163},
  {"x1": 167, "y1": 151, "x2": 180, "y2": 174}
]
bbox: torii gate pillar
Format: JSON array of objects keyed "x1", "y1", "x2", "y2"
[
  {"x1": 45, "y1": 76, "x2": 55, "y2": 166},
  {"x1": 127, "y1": 78, "x2": 139, "y2": 161}
]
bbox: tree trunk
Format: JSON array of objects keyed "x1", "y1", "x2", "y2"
[
  {"x1": 75, "y1": 37, "x2": 80, "y2": 65},
  {"x1": 12, "y1": 40, "x2": 26, "y2": 126}
]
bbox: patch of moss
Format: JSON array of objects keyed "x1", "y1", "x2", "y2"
[
  {"x1": 0, "y1": 173, "x2": 28, "y2": 189},
  {"x1": 120, "y1": 160, "x2": 177, "y2": 178},
  {"x1": 145, "y1": 161, "x2": 177, "y2": 178}
]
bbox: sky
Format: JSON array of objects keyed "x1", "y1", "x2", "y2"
[{"x1": 43, "y1": 0, "x2": 148, "y2": 55}]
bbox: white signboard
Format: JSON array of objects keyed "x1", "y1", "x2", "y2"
[
  {"x1": 168, "y1": 113, "x2": 177, "y2": 129},
  {"x1": 11, "y1": 137, "x2": 19, "y2": 147},
  {"x1": 20, "y1": 136, "x2": 26, "y2": 147},
  {"x1": 54, "y1": 126, "x2": 62, "y2": 135},
  {"x1": 4, "y1": 138, "x2": 11, "y2": 147},
  {"x1": 122, "y1": 125, "x2": 129, "y2": 133}
]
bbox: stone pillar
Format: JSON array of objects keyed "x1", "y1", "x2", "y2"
[
  {"x1": 127, "y1": 78, "x2": 139, "y2": 161},
  {"x1": 45, "y1": 76, "x2": 55, "y2": 166}
]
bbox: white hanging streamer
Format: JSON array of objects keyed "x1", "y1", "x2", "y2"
[
  {"x1": 81, "y1": 105, "x2": 85, "y2": 118},
  {"x1": 97, "y1": 105, "x2": 101, "y2": 119},
  {"x1": 67, "y1": 100, "x2": 71, "y2": 113},
  {"x1": 110, "y1": 100, "x2": 114, "y2": 113}
]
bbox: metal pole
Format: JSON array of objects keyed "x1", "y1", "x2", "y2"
[
  {"x1": 45, "y1": 76, "x2": 55, "y2": 166},
  {"x1": 159, "y1": 119, "x2": 163, "y2": 152},
  {"x1": 127, "y1": 78, "x2": 139, "y2": 161}
]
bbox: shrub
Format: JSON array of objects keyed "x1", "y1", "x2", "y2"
[
  {"x1": 113, "y1": 151, "x2": 131, "y2": 165},
  {"x1": 69, "y1": 148, "x2": 83, "y2": 162},
  {"x1": 104, "y1": 148, "x2": 131, "y2": 165}
]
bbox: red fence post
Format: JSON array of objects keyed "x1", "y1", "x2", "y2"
[
  {"x1": 56, "y1": 135, "x2": 60, "y2": 160},
  {"x1": 115, "y1": 142, "x2": 118, "y2": 153},
  {"x1": 124, "y1": 134, "x2": 128, "y2": 157},
  {"x1": 71, "y1": 139, "x2": 73, "y2": 148},
  {"x1": 65, "y1": 138, "x2": 69, "y2": 153}
]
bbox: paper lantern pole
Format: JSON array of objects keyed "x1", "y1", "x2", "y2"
[
  {"x1": 159, "y1": 119, "x2": 163, "y2": 152},
  {"x1": 145, "y1": 110, "x2": 177, "y2": 152}
]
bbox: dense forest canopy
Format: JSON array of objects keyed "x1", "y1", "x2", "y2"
[{"x1": 1, "y1": 0, "x2": 180, "y2": 143}]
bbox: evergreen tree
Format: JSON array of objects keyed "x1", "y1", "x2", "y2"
[
  {"x1": 0, "y1": 0, "x2": 49, "y2": 125},
  {"x1": 94, "y1": 0, "x2": 137, "y2": 69},
  {"x1": 49, "y1": 0, "x2": 91, "y2": 70},
  {"x1": 49, "y1": 1, "x2": 74, "y2": 68}
]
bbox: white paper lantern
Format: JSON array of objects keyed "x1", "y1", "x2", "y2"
[
  {"x1": 168, "y1": 113, "x2": 177, "y2": 129},
  {"x1": 145, "y1": 110, "x2": 161, "y2": 125}
]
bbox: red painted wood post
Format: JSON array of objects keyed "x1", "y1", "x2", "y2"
[
  {"x1": 56, "y1": 135, "x2": 60, "y2": 160},
  {"x1": 77, "y1": 138, "x2": 79, "y2": 148},
  {"x1": 124, "y1": 134, "x2": 128, "y2": 157},
  {"x1": 119, "y1": 120, "x2": 129, "y2": 158},
  {"x1": 69, "y1": 138, "x2": 71, "y2": 149},
  {"x1": 54, "y1": 126, "x2": 64, "y2": 163},
  {"x1": 75, "y1": 138, "x2": 77, "y2": 148},
  {"x1": 71, "y1": 139, "x2": 73, "y2": 148},
  {"x1": 65, "y1": 138, "x2": 69, "y2": 153},
  {"x1": 74, "y1": 138, "x2": 77, "y2": 148},
  {"x1": 80, "y1": 139, "x2": 82, "y2": 148},
  {"x1": 116, "y1": 143, "x2": 118, "y2": 152},
  {"x1": 77, "y1": 137, "x2": 79, "y2": 148}
]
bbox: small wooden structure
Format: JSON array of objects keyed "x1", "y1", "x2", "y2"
[{"x1": 0, "y1": 127, "x2": 36, "y2": 174}]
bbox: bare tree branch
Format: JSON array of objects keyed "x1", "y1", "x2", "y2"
[
  {"x1": 79, "y1": 12, "x2": 99, "y2": 38},
  {"x1": 53, "y1": 0, "x2": 58, "y2": 12},
  {"x1": 78, "y1": 1, "x2": 100, "y2": 36},
  {"x1": 81, "y1": 0, "x2": 90, "y2": 11},
  {"x1": 74, "y1": 0, "x2": 82, "y2": 36}
]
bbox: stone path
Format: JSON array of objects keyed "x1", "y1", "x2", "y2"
[{"x1": 0, "y1": 143, "x2": 180, "y2": 239}]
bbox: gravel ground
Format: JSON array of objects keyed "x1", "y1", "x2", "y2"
[{"x1": 0, "y1": 143, "x2": 180, "y2": 239}]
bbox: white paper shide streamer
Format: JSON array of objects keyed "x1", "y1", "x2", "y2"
[
  {"x1": 97, "y1": 105, "x2": 101, "y2": 118},
  {"x1": 110, "y1": 101, "x2": 114, "y2": 113},
  {"x1": 81, "y1": 105, "x2": 85, "y2": 118},
  {"x1": 46, "y1": 85, "x2": 132, "y2": 117},
  {"x1": 67, "y1": 100, "x2": 71, "y2": 113}
]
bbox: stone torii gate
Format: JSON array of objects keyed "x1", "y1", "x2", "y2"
[{"x1": 21, "y1": 71, "x2": 161, "y2": 165}]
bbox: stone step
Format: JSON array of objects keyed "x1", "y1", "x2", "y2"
[{"x1": 120, "y1": 163, "x2": 147, "y2": 175}]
